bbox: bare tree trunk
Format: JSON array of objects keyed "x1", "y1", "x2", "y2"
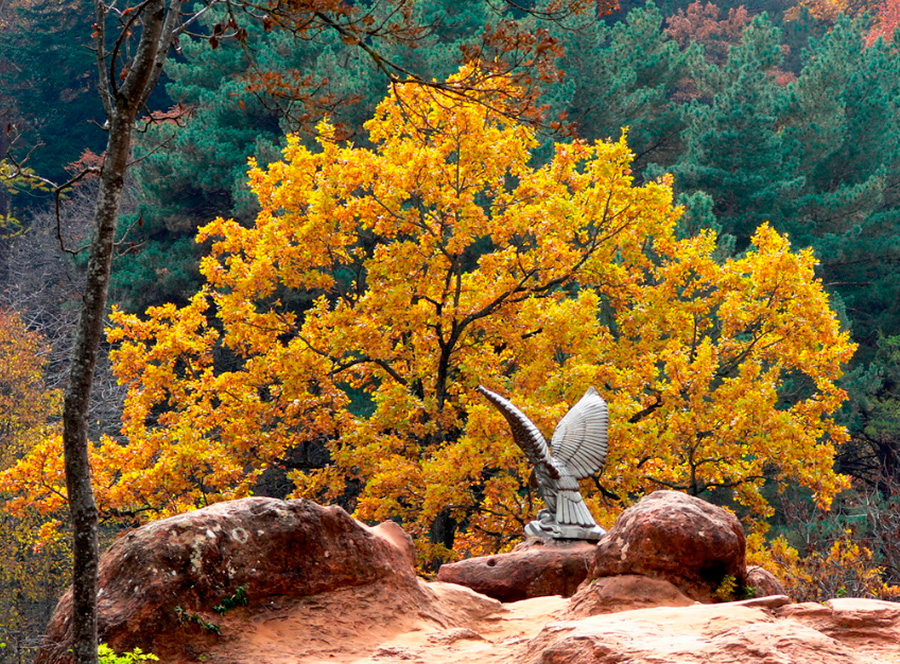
[
  {"x1": 62, "y1": 117, "x2": 130, "y2": 664},
  {"x1": 63, "y1": 3, "x2": 181, "y2": 662}
]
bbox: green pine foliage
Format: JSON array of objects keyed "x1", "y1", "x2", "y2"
[
  {"x1": 674, "y1": 14, "x2": 802, "y2": 244},
  {"x1": 783, "y1": 16, "x2": 900, "y2": 349},
  {"x1": 0, "y1": 2, "x2": 102, "y2": 183},
  {"x1": 546, "y1": 1, "x2": 692, "y2": 176}
]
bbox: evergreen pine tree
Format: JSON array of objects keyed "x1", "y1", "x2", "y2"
[
  {"x1": 548, "y1": 1, "x2": 691, "y2": 176},
  {"x1": 0, "y1": 2, "x2": 106, "y2": 183},
  {"x1": 784, "y1": 16, "x2": 900, "y2": 347},
  {"x1": 673, "y1": 14, "x2": 801, "y2": 245}
]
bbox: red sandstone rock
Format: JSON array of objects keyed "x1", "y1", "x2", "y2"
[
  {"x1": 747, "y1": 564, "x2": 787, "y2": 597},
  {"x1": 777, "y1": 597, "x2": 900, "y2": 660},
  {"x1": 436, "y1": 538, "x2": 595, "y2": 601},
  {"x1": 566, "y1": 573, "x2": 696, "y2": 617},
  {"x1": 35, "y1": 497, "x2": 427, "y2": 664},
  {"x1": 190, "y1": 589, "x2": 900, "y2": 664},
  {"x1": 32, "y1": 494, "x2": 900, "y2": 664},
  {"x1": 526, "y1": 601, "x2": 884, "y2": 664},
  {"x1": 588, "y1": 490, "x2": 746, "y2": 602}
]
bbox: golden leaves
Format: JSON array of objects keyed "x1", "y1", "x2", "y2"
[{"x1": 602, "y1": 222, "x2": 854, "y2": 521}]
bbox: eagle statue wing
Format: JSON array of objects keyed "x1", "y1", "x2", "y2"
[
  {"x1": 476, "y1": 385, "x2": 556, "y2": 476},
  {"x1": 550, "y1": 387, "x2": 609, "y2": 479}
]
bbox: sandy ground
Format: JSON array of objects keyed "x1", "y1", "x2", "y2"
[
  {"x1": 197, "y1": 586, "x2": 900, "y2": 664},
  {"x1": 207, "y1": 582, "x2": 564, "y2": 664}
]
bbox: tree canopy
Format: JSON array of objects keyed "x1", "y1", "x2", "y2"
[{"x1": 3, "y1": 69, "x2": 854, "y2": 565}]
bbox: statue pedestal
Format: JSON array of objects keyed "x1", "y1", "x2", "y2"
[{"x1": 525, "y1": 520, "x2": 606, "y2": 541}]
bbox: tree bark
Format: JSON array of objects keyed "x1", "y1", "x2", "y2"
[
  {"x1": 62, "y1": 116, "x2": 130, "y2": 664},
  {"x1": 64, "y1": 3, "x2": 180, "y2": 662}
]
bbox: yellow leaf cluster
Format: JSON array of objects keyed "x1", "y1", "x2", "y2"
[
  {"x1": 785, "y1": 0, "x2": 876, "y2": 22},
  {"x1": 0, "y1": 309, "x2": 69, "y2": 631},
  {"x1": 0, "y1": 308, "x2": 59, "y2": 468},
  {"x1": 749, "y1": 531, "x2": 900, "y2": 601}
]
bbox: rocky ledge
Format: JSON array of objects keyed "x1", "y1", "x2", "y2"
[
  {"x1": 439, "y1": 490, "x2": 785, "y2": 605},
  {"x1": 34, "y1": 493, "x2": 898, "y2": 664}
]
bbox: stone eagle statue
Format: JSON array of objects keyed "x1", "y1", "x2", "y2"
[{"x1": 478, "y1": 385, "x2": 608, "y2": 540}]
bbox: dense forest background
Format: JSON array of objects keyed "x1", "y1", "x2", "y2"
[{"x1": 3, "y1": 0, "x2": 900, "y2": 659}]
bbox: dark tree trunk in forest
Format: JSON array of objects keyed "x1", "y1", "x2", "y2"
[
  {"x1": 64, "y1": 3, "x2": 180, "y2": 662},
  {"x1": 63, "y1": 116, "x2": 130, "y2": 664}
]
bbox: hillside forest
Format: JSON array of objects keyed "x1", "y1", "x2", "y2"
[{"x1": 3, "y1": 0, "x2": 900, "y2": 659}]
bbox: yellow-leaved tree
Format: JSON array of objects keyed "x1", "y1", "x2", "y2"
[
  {"x1": 0, "y1": 308, "x2": 69, "y2": 639},
  {"x1": 2, "y1": 68, "x2": 854, "y2": 566}
]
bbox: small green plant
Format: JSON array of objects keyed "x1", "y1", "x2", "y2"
[
  {"x1": 213, "y1": 585, "x2": 249, "y2": 615},
  {"x1": 174, "y1": 606, "x2": 221, "y2": 635},
  {"x1": 98, "y1": 644, "x2": 159, "y2": 663},
  {"x1": 714, "y1": 574, "x2": 738, "y2": 601}
]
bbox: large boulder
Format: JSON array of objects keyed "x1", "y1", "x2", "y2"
[
  {"x1": 436, "y1": 538, "x2": 596, "y2": 601},
  {"x1": 35, "y1": 497, "x2": 434, "y2": 664},
  {"x1": 588, "y1": 490, "x2": 747, "y2": 602},
  {"x1": 747, "y1": 565, "x2": 787, "y2": 597}
]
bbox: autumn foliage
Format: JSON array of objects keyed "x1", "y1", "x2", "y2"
[
  {"x1": 0, "y1": 69, "x2": 854, "y2": 565},
  {"x1": 786, "y1": 0, "x2": 877, "y2": 22},
  {"x1": 749, "y1": 531, "x2": 900, "y2": 601},
  {"x1": 867, "y1": 0, "x2": 900, "y2": 45},
  {"x1": 0, "y1": 306, "x2": 61, "y2": 518},
  {"x1": 0, "y1": 308, "x2": 68, "y2": 634},
  {"x1": 665, "y1": 1, "x2": 750, "y2": 65},
  {"x1": 0, "y1": 309, "x2": 56, "y2": 458}
]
